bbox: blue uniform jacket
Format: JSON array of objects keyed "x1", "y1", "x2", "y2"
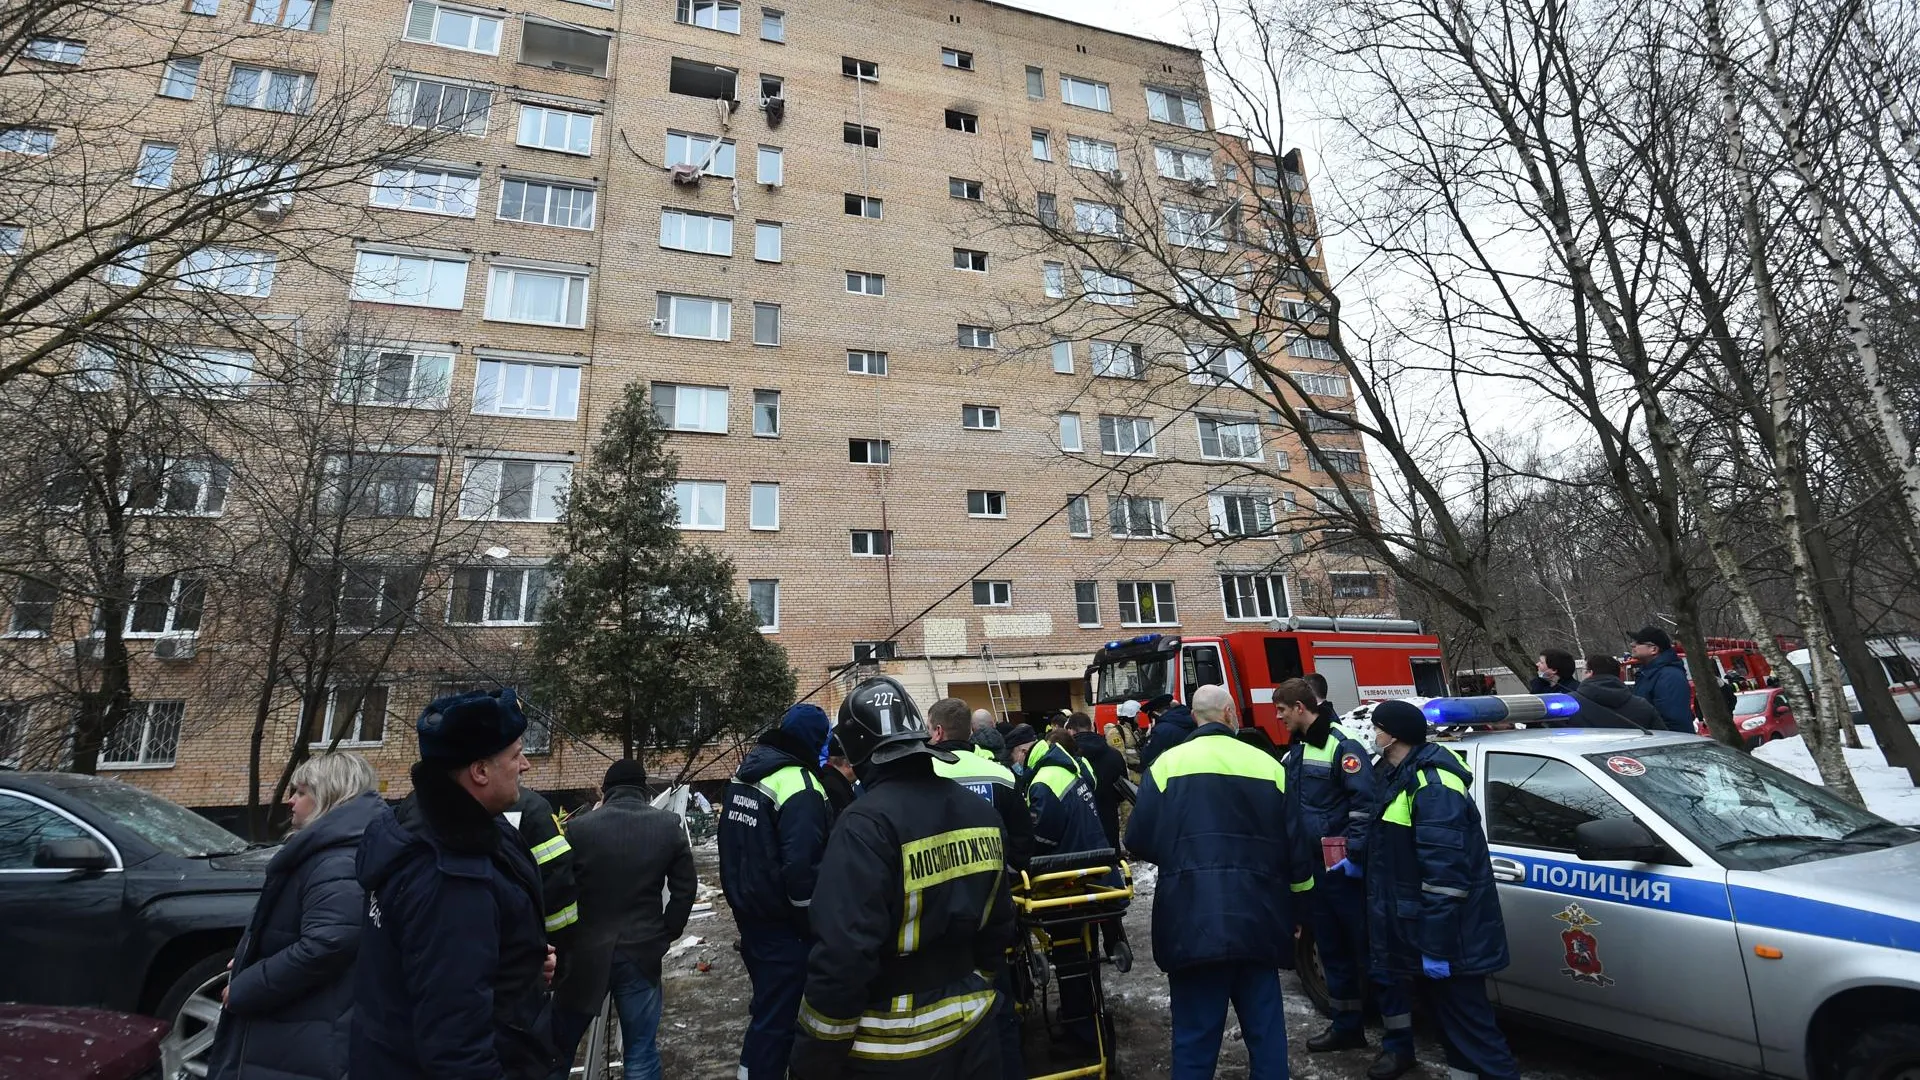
[
  {"x1": 1139, "y1": 704, "x2": 1197, "y2": 771},
  {"x1": 1124, "y1": 724, "x2": 1315, "y2": 972},
  {"x1": 719, "y1": 730, "x2": 831, "y2": 934},
  {"x1": 1632, "y1": 649, "x2": 1695, "y2": 733},
  {"x1": 1363, "y1": 742, "x2": 1509, "y2": 977},
  {"x1": 1282, "y1": 704, "x2": 1377, "y2": 882},
  {"x1": 1026, "y1": 743, "x2": 1109, "y2": 858}
]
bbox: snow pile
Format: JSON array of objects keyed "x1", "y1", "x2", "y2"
[
  {"x1": 1754, "y1": 727, "x2": 1920, "y2": 825},
  {"x1": 1129, "y1": 861, "x2": 1158, "y2": 899}
]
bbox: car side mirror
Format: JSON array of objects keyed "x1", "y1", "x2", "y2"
[
  {"x1": 35, "y1": 836, "x2": 113, "y2": 872},
  {"x1": 1574, "y1": 818, "x2": 1667, "y2": 864}
]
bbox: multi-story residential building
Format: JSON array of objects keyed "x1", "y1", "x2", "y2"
[{"x1": 0, "y1": 0, "x2": 1388, "y2": 815}]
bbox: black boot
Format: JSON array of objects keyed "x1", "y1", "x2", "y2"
[
  {"x1": 1306, "y1": 1024, "x2": 1368, "y2": 1052},
  {"x1": 1367, "y1": 1049, "x2": 1418, "y2": 1080}
]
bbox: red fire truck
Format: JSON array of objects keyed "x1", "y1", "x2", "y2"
[{"x1": 1084, "y1": 617, "x2": 1449, "y2": 747}]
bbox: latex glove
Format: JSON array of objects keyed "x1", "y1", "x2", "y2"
[
  {"x1": 1331, "y1": 858, "x2": 1363, "y2": 879},
  {"x1": 1421, "y1": 955, "x2": 1452, "y2": 979}
]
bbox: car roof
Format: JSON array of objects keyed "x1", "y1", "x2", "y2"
[
  {"x1": 1445, "y1": 727, "x2": 1705, "y2": 755},
  {"x1": 0, "y1": 771, "x2": 121, "y2": 792}
]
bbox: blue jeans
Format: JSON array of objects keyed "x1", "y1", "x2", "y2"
[
  {"x1": 1168, "y1": 963, "x2": 1289, "y2": 1080},
  {"x1": 608, "y1": 956, "x2": 665, "y2": 1080}
]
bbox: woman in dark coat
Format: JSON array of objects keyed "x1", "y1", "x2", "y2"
[{"x1": 207, "y1": 751, "x2": 384, "y2": 1080}]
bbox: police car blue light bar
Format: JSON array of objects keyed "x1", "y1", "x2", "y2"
[{"x1": 1422, "y1": 694, "x2": 1581, "y2": 726}]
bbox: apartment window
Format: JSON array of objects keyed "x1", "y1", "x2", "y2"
[
  {"x1": 1031, "y1": 129, "x2": 1051, "y2": 161},
  {"x1": 967, "y1": 490, "x2": 1006, "y2": 518},
  {"x1": 659, "y1": 208, "x2": 734, "y2": 254},
  {"x1": 971, "y1": 580, "x2": 1010, "y2": 606},
  {"x1": 1099, "y1": 416, "x2": 1155, "y2": 456},
  {"x1": 498, "y1": 177, "x2": 595, "y2": 229},
  {"x1": 1274, "y1": 450, "x2": 1293, "y2": 472},
  {"x1": 460, "y1": 458, "x2": 572, "y2": 521},
  {"x1": 149, "y1": 348, "x2": 255, "y2": 396},
  {"x1": 25, "y1": 38, "x2": 87, "y2": 63},
  {"x1": 754, "y1": 221, "x2": 783, "y2": 262},
  {"x1": 1303, "y1": 410, "x2": 1356, "y2": 433},
  {"x1": 753, "y1": 303, "x2": 781, "y2": 345},
  {"x1": 1147, "y1": 87, "x2": 1206, "y2": 129},
  {"x1": 133, "y1": 143, "x2": 177, "y2": 188},
  {"x1": 1210, "y1": 491, "x2": 1274, "y2": 537},
  {"x1": 371, "y1": 165, "x2": 480, "y2": 216},
  {"x1": 1066, "y1": 136, "x2": 1119, "y2": 172},
  {"x1": 843, "y1": 123, "x2": 880, "y2": 148},
  {"x1": 1222, "y1": 574, "x2": 1287, "y2": 620},
  {"x1": 352, "y1": 250, "x2": 468, "y2": 308},
  {"x1": 752, "y1": 390, "x2": 780, "y2": 435},
  {"x1": 1091, "y1": 340, "x2": 1142, "y2": 378},
  {"x1": 677, "y1": 0, "x2": 740, "y2": 31},
  {"x1": 1073, "y1": 581, "x2": 1099, "y2": 625},
  {"x1": 0, "y1": 226, "x2": 21, "y2": 256},
  {"x1": 957, "y1": 325, "x2": 994, "y2": 349},
  {"x1": 518, "y1": 105, "x2": 594, "y2": 155},
  {"x1": 177, "y1": 246, "x2": 277, "y2": 296},
  {"x1": 1311, "y1": 449, "x2": 1364, "y2": 475},
  {"x1": 847, "y1": 350, "x2": 888, "y2": 376},
  {"x1": 449, "y1": 566, "x2": 547, "y2": 625},
  {"x1": 473, "y1": 359, "x2": 580, "y2": 420},
  {"x1": 961, "y1": 404, "x2": 999, "y2": 430},
  {"x1": 187, "y1": 0, "x2": 220, "y2": 13},
  {"x1": 844, "y1": 193, "x2": 882, "y2": 218},
  {"x1": 1060, "y1": 74, "x2": 1110, "y2": 111},
  {"x1": 852, "y1": 640, "x2": 896, "y2": 663},
  {"x1": 1289, "y1": 336, "x2": 1337, "y2": 361},
  {"x1": 100, "y1": 244, "x2": 147, "y2": 286},
  {"x1": 850, "y1": 530, "x2": 892, "y2": 556},
  {"x1": 654, "y1": 293, "x2": 731, "y2": 339},
  {"x1": 953, "y1": 248, "x2": 988, "y2": 272},
  {"x1": 749, "y1": 579, "x2": 779, "y2": 631},
  {"x1": 8, "y1": 579, "x2": 57, "y2": 637},
  {"x1": 1187, "y1": 342, "x2": 1251, "y2": 386},
  {"x1": 849, "y1": 439, "x2": 890, "y2": 464},
  {"x1": 672, "y1": 480, "x2": 726, "y2": 530},
  {"x1": 760, "y1": 8, "x2": 784, "y2": 41},
  {"x1": 950, "y1": 177, "x2": 982, "y2": 200},
  {"x1": 99, "y1": 701, "x2": 184, "y2": 768},
  {"x1": 1155, "y1": 144, "x2": 1214, "y2": 182},
  {"x1": 652, "y1": 382, "x2": 729, "y2": 432},
  {"x1": 665, "y1": 131, "x2": 736, "y2": 176},
  {"x1": 1050, "y1": 339, "x2": 1073, "y2": 373},
  {"x1": 749, "y1": 482, "x2": 779, "y2": 529},
  {"x1": 1295, "y1": 371, "x2": 1349, "y2": 397},
  {"x1": 1330, "y1": 572, "x2": 1383, "y2": 600},
  {"x1": 225, "y1": 65, "x2": 314, "y2": 113},
  {"x1": 1037, "y1": 192, "x2": 1058, "y2": 226},
  {"x1": 1117, "y1": 581, "x2": 1177, "y2": 626},
  {"x1": 1180, "y1": 270, "x2": 1242, "y2": 318},
  {"x1": 944, "y1": 109, "x2": 978, "y2": 133},
  {"x1": 403, "y1": 1, "x2": 500, "y2": 51},
  {"x1": 846, "y1": 271, "x2": 885, "y2": 296},
  {"x1": 1058, "y1": 412, "x2": 1082, "y2": 451},
  {"x1": 757, "y1": 145, "x2": 783, "y2": 184},
  {"x1": 1074, "y1": 200, "x2": 1121, "y2": 236},
  {"x1": 941, "y1": 47, "x2": 973, "y2": 69},
  {"x1": 158, "y1": 58, "x2": 201, "y2": 99},
  {"x1": 1165, "y1": 205, "x2": 1228, "y2": 250},
  {"x1": 1065, "y1": 496, "x2": 1092, "y2": 538},
  {"x1": 1199, "y1": 416, "x2": 1262, "y2": 460},
  {"x1": 250, "y1": 0, "x2": 331, "y2": 28},
  {"x1": 520, "y1": 20, "x2": 609, "y2": 76},
  {"x1": 1109, "y1": 496, "x2": 1165, "y2": 538},
  {"x1": 1081, "y1": 268, "x2": 1135, "y2": 306},
  {"x1": 842, "y1": 56, "x2": 878, "y2": 81},
  {"x1": 1026, "y1": 66, "x2": 1044, "y2": 98},
  {"x1": 390, "y1": 75, "x2": 492, "y2": 134},
  {"x1": 321, "y1": 454, "x2": 437, "y2": 518},
  {"x1": 338, "y1": 347, "x2": 453, "y2": 408},
  {"x1": 1042, "y1": 262, "x2": 1066, "y2": 299},
  {"x1": 118, "y1": 576, "x2": 206, "y2": 635},
  {"x1": 485, "y1": 265, "x2": 588, "y2": 328},
  {"x1": 128, "y1": 458, "x2": 231, "y2": 515},
  {"x1": 306, "y1": 687, "x2": 389, "y2": 747}
]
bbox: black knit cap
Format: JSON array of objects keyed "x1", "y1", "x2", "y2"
[
  {"x1": 603, "y1": 758, "x2": 648, "y2": 791},
  {"x1": 417, "y1": 688, "x2": 528, "y2": 766},
  {"x1": 1371, "y1": 700, "x2": 1429, "y2": 745}
]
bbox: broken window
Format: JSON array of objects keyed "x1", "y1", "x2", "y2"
[
  {"x1": 519, "y1": 19, "x2": 608, "y2": 77},
  {"x1": 669, "y1": 56, "x2": 736, "y2": 99}
]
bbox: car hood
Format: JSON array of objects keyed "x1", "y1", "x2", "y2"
[
  {"x1": 206, "y1": 844, "x2": 278, "y2": 872},
  {"x1": 0, "y1": 1005, "x2": 166, "y2": 1080},
  {"x1": 1728, "y1": 835, "x2": 1920, "y2": 952}
]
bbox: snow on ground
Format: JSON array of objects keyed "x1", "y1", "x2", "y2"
[{"x1": 1754, "y1": 726, "x2": 1920, "y2": 824}]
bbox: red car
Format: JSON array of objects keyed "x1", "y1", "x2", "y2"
[
  {"x1": 0, "y1": 1005, "x2": 167, "y2": 1079},
  {"x1": 1695, "y1": 687, "x2": 1798, "y2": 748}
]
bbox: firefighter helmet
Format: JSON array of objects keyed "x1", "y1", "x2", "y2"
[{"x1": 835, "y1": 676, "x2": 946, "y2": 766}]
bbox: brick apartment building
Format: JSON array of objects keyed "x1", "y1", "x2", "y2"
[{"x1": 0, "y1": 0, "x2": 1385, "y2": 814}]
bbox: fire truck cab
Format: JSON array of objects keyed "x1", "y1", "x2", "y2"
[{"x1": 1085, "y1": 616, "x2": 1449, "y2": 746}]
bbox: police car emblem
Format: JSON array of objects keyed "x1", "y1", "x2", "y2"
[
  {"x1": 1340, "y1": 753, "x2": 1361, "y2": 774},
  {"x1": 1553, "y1": 903, "x2": 1614, "y2": 987}
]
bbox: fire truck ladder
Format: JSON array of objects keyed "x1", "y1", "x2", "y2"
[{"x1": 981, "y1": 643, "x2": 1013, "y2": 724}]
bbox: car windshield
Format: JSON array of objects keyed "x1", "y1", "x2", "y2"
[
  {"x1": 1094, "y1": 656, "x2": 1172, "y2": 705},
  {"x1": 1591, "y1": 742, "x2": 1916, "y2": 871},
  {"x1": 1733, "y1": 691, "x2": 1772, "y2": 715},
  {"x1": 59, "y1": 779, "x2": 247, "y2": 858}
]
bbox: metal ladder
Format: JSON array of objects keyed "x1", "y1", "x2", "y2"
[{"x1": 982, "y1": 643, "x2": 1013, "y2": 724}]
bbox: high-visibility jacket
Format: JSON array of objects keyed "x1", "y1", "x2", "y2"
[
  {"x1": 1125, "y1": 723, "x2": 1315, "y2": 971},
  {"x1": 932, "y1": 739, "x2": 1033, "y2": 872},
  {"x1": 1025, "y1": 743, "x2": 1108, "y2": 858},
  {"x1": 509, "y1": 787, "x2": 579, "y2": 941},
  {"x1": 1282, "y1": 704, "x2": 1378, "y2": 880},
  {"x1": 720, "y1": 734, "x2": 831, "y2": 932},
  {"x1": 791, "y1": 754, "x2": 1013, "y2": 1073},
  {"x1": 1363, "y1": 741, "x2": 1509, "y2": 977}
]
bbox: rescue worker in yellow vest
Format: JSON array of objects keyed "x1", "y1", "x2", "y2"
[
  {"x1": 508, "y1": 786, "x2": 579, "y2": 953},
  {"x1": 1364, "y1": 701, "x2": 1518, "y2": 1080},
  {"x1": 791, "y1": 677, "x2": 1014, "y2": 1080}
]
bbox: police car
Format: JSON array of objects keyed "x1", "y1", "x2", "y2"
[{"x1": 1298, "y1": 695, "x2": 1920, "y2": 1080}]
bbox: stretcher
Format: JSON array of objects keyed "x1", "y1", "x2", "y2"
[{"x1": 1009, "y1": 847, "x2": 1134, "y2": 1080}]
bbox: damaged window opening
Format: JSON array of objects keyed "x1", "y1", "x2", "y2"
[
  {"x1": 669, "y1": 56, "x2": 737, "y2": 99},
  {"x1": 520, "y1": 19, "x2": 608, "y2": 76}
]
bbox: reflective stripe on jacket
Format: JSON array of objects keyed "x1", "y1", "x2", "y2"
[
  {"x1": 932, "y1": 739, "x2": 1034, "y2": 872},
  {"x1": 512, "y1": 788, "x2": 579, "y2": 939},
  {"x1": 1025, "y1": 743, "x2": 1107, "y2": 858},
  {"x1": 1282, "y1": 706, "x2": 1378, "y2": 877},
  {"x1": 721, "y1": 735, "x2": 831, "y2": 932}
]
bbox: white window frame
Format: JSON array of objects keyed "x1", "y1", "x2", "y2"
[
  {"x1": 158, "y1": 58, "x2": 201, "y2": 100},
  {"x1": 1197, "y1": 415, "x2": 1264, "y2": 461},
  {"x1": 655, "y1": 293, "x2": 731, "y2": 339},
  {"x1": 847, "y1": 350, "x2": 888, "y2": 376},
  {"x1": 1043, "y1": 262, "x2": 1066, "y2": 298},
  {"x1": 1058, "y1": 412, "x2": 1082, "y2": 452},
  {"x1": 952, "y1": 247, "x2": 987, "y2": 272},
  {"x1": 1066, "y1": 496, "x2": 1092, "y2": 537},
  {"x1": 753, "y1": 302, "x2": 780, "y2": 346},
  {"x1": 133, "y1": 142, "x2": 178, "y2": 188},
  {"x1": 116, "y1": 575, "x2": 204, "y2": 637},
  {"x1": 370, "y1": 164, "x2": 480, "y2": 217},
  {"x1": 351, "y1": 249, "x2": 470, "y2": 309},
  {"x1": 1074, "y1": 581, "x2": 1101, "y2": 627},
  {"x1": 845, "y1": 193, "x2": 882, "y2": 218},
  {"x1": 99, "y1": 701, "x2": 185, "y2": 768},
  {"x1": 517, "y1": 104, "x2": 595, "y2": 155},
  {"x1": 1108, "y1": 496, "x2": 1166, "y2": 539},
  {"x1": 1059, "y1": 74, "x2": 1111, "y2": 111},
  {"x1": 1098, "y1": 415, "x2": 1156, "y2": 456},
  {"x1": 459, "y1": 458, "x2": 572, "y2": 522},
  {"x1": 971, "y1": 580, "x2": 1011, "y2": 606},
  {"x1": 752, "y1": 389, "x2": 779, "y2": 436},
  {"x1": 250, "y1": 0, "x2": 331, "y2": 30},
  {"x1": 1050, "y1": 340, "x2": 1074, "y2": 374},
  {"x1": 497, "y1": 176, "x2": 596, "y2": 229},
  {"x1": 308, "y1": 686, "x2": 390, "y2": 747},
  {"x1": 1186, "y1": 342, "x2": 1251, "y2": 386},
  {"x1": 1091, "y1": 340, "x2": 1142, "y2": 378},
  {"x1": 846, "y1": 270, "x2": 885, "y2": 296},
  {"x1": 849, "y1": 439, "x2": 891, "y2": 465},
  {"x1": 757, "y1": 144, "x2": 783, "y2": 184},
  {"x1": 749, "y1": 482, "x2": 779, "y2": 530},
  {"x1": 672, "y1": 480, "x2": 726, "y2": 530},
  {"x1": 225, "y1": 64, "x2": 314, "y2": 113},
  {"x1": 1081, "y1": 267, "x2": 1135, "y2": 306},
  {"x1": 472, "y1": 358, "x2": 581, "y2": 420},
  {"x1": 127, "y1": 457, "x2": 230, "y2": 516},
  {"x1": 1295, "y1": 371, "x2": 1350, "y2": 397},
  {"x1": 957, "y1": 325, "x2": 994, "y2": 350},
  {"x1": 389, "y1": 75, "x2": 493, "y2": 134},
  {"x1": 320, "y1": 453, "x2": 438, "y2": 519},
  {"x1": 961, "y1": 405, "x2": 1000, "y2": 430},
  {"x1": 1066, "y1": 136, "x2": 1119, "y2": 172},
  {"x1": 1208, "y1": 490, "x2": 1275, "y2": 538},
  {"x1": 1147, "y1": 86, "x2": 1206, "y2": 129},
  {"x1": 652, "y1": 382, "x2": 729, "y2": 433},
  {"x1": 103, "y1": 244, "x2": 147, "y2": 285},
  {"x1": 1117, "y1": 581, "x2": 1177, "y2": 627},
  {"x1": 754, "y1": 220, "x2": 783, "y2": 262},
  {"x1": 447, "y1": 565, "x2": 548, "y2": 625},
  {"x1": 150, "y1": 347, "x2": 255, "y2": 397},
  {"x1": 1221, "y1": 573, "x2": 1288, "y2": 621},
  {"x1": 659, "y1": 207, "x2": 734, "y2": 255},
  {"x1": 849, "y1": 529, "x2": 892, "y2": 556},
  {"x1": 338, "y1": 346, "x2": 453, "y2": 409},
  {"x1": 1073, "y1": 200, "x2": 1121, "y2": 236},
  {"x1": 403, "y1": 1, "x2": 503, "y2": 53},
  {"x1": 1031, "y1": 129, "x2": 1051, "y2": 160},
  {"x1": 176, "y1": 246, "x2": 277, "y2": 297},
  {"x1": 1154, "y1": 143, "x2": 1215, "y2": 181},
  {"x1": 665, "y1": 131, "x2": 736, "y2": 176},
  {"x1": 759, "y1": 8, "x2": 784, "y2": 42},
  {"x1": 677, "y1": 0, "x2": 741, "y2": 32},
  {"x1": 749, "y1": 579, "x2": 779, "y2": 631},
  {"x1": 1289, "y1": 336, "x2": 1337, "y2": 361},
  {"x1": 966, "y1": 490, "x2": 1006, "y2": 518},
  {"x1": 942, "y1": 47, "x2": 973, "y2": 69},
  {"x1": 484, "y1": 264, "x2": 589, "y2": 328},
  {"x1": 25, "y1": 38, "x2": 87, "y2": 64}
]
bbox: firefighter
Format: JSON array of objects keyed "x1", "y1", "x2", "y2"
[
  {"x1": 790, "y1": 677, "x2": 1013, "y2": 1080},
  {"x1": 1364, "y1": 700, "x2": 1518, "y2": 1080},
  {"x1": 508, "y1": 777, "x2": 579, "y2": 956},
  {"x1": 719, "y1": 703, "x2": 834, "y2": 1080},
  {"x1": 1276, "y1": 679, "x2": 1412, "y2": 1077}
]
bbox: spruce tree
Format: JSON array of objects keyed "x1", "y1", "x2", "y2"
[{"x1": 532, "y1": 385, "x2": 795, "y2": 763}]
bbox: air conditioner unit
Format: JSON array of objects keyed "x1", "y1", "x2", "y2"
[
  {"x1": 153, "y1": 633, "x2": 198, "y2": 661},
  {"x1": 253, "y1": 193, "x2": 292, "y2": 220},
  {"x1": 649, "y1": 317, "x2": 667, "y2": 332},
  {"x1": 1187, "y1": 177, "x2": 1218, "y2": 192},
  {"x1": 1102, "y1": 168, "x2": 1127, "y2": 187},
  {"x1": 71, "y1": 638, "x2": 107, "y2": 663}
]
